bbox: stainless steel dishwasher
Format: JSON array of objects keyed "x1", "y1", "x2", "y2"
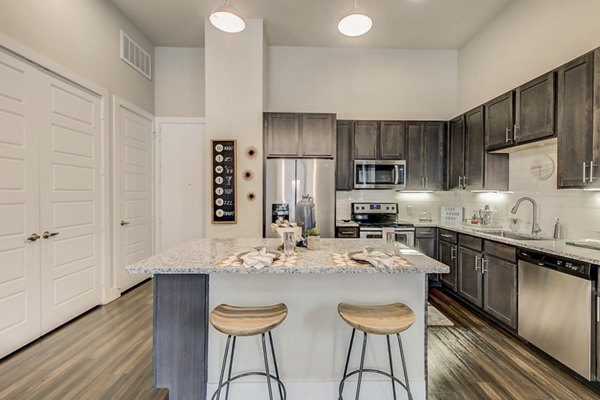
[{"x1": 518, "y1": 249, "x2": 596, "y2": 380}]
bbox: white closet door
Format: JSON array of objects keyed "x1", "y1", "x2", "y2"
[
  {"x1": 116, "y1": 103, "x2": 152, "y2": 291},
  {"x1": 38, "y1": 73, "x2": 102, "y2": 334},
  {"x1": 0, "y1": 51, "x2": 41, "y2": 358}
]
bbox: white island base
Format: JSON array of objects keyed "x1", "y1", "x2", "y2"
[{"x1": 207, "y1": 273, "x2": 427, "y2": 400}]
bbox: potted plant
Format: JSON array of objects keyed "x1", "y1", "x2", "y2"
[{"x1": 306, "y1": 228, "x2": 321, "y2": 250}]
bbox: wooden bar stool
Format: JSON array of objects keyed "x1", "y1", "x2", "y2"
[
  {"x1": 337, "y1": 303, "x2": 416, "y2": 400},
  {"x1": 209, "y1": 303, "x2": 288, "y2": 400}
]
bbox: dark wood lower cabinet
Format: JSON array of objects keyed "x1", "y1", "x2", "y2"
[
  {"x1": 458, "y1": 246, "x2": 484, "y2": 307},
  {"x1": 483, "y1": 255, "x2": 518, "y2": 329},
  {"x1": 439, "y1": 240, "x2": 457, "y2": 291}
]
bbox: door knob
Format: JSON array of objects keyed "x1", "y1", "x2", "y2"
[
  {"x1": 42, "y1": 231, "x2": 60, "y2": 239},
  {"x1": 26, "y1": 233, "x2": 40, "y2": 242},
  {"x1": 121, "y1": 220, "x2": 130, "y2": 226}
]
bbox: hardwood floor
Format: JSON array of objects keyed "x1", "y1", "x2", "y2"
[
  {"x1": 0, "y1": 280, "x2": 167, "y2": 400},
  {"x1": 429, "y1": 288, "x2": 600, "y2": 400},
  {"x1": 1, "y1": 281, "x2": 599, "y2": 399}
]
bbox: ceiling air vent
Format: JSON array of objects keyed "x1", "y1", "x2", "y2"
[{"x1": 120, "y1": 30, "x2": 152, "y2": 80}]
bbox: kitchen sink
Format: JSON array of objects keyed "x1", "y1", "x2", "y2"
[{"x1": 485, "y1": 230, "x2": 550, "y2": 241}]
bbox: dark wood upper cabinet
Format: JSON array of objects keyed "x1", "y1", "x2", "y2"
[
  {"x1": 301, "y1": 114, "x2": 336, "y2": 157},
  {"x1": 264, "y1": 112, "x2": 335, "y2": 158},
  {"x1": 406, "y1": 122, "x2": 445, "y2": 190},
  {"x1": 515, "y1": 72, "x2": 556, "y2": 144},
  {"x1": 354, "y1": 121, "x2": 379, "y2": 159},
  {"x1": 557, "y1": 50, "x2": 599, "y2": 188},
  {"x1": 485, "y1": 91, "x2": 515, "y2": 151},
  {"x1": 465, "y1": 106, "x2": 485, "y2": 190},
  {"x1": 448, "y1": 115, "x2": 465, "y2": 190},
  {"x1": 424, "y1": 122, "x2": 446, "y2": 191},
  {"x1": 405, "y1": 122, "x2": 425, "y2": 189},
  {"x1": 335, "y1": 121, "x2": 354, "y2": 191},
  {"x1": 264, "y1": 113, "x2": 300, "y2": 156},
  {"x1": 379, "y1": 121, "x2": 405, "y2": 159}
]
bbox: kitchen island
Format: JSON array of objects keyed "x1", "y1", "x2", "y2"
[{"x1": 127, "y1": 238, "x2": 448, "y2": 400}]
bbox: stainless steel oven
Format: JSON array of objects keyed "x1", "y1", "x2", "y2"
[{"x1": 354, "y1": 160, "x2": 406, "y2": 190}]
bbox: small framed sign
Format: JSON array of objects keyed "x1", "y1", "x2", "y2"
[
  {"x1": 211, "y1": 140, "x2": 237, "y2": 224},
  {"x1": 441, "y1": 206, "x2": 464, "y2": 224}
]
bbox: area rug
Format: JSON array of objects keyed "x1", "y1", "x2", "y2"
[{"x1": 428, "y1": 303, "x2": 454, "y2": 327}]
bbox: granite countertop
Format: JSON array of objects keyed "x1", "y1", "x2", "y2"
[
  {"x1": 126, "y1": 238, "x2": 449, "y2": 275},
  {"x1": 426, "y1": 222, "x2": 600, "y2": 265}
]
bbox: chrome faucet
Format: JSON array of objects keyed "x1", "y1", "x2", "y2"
[{"x1": 510, "y1": 197, "x2": 542, "y2": 236}]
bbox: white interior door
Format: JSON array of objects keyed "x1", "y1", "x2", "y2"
[
  {"x1": 0, "y1": 51, "x2": 41, "y2": 357},
  {"x1": 38, "y1": 72, "x2": 103, "y2": 334},
  {"x1": 116, "y1": 101, "x2": 153, "y2": 291},
  {"x1": 157, "y1": 119, "x2": 205, "y2": 252}
]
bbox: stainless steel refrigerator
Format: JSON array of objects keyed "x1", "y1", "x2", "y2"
[{"x1": 264, "y1": 159, "x2": 335, "y2": 238}]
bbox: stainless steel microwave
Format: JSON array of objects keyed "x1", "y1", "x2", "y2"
[{"x1": 354, "y1": 160, "x2": 406, "y2": 190}]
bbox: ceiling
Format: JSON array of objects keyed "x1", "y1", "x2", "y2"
[{"x1": 108, "y1": 0, "x2": 512, "y2": 49}]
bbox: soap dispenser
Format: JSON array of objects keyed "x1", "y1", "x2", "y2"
[{"x1": 553, "y1": 217, "x2": 562, "y2": 240}]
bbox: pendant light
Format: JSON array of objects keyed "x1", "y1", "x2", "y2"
[
  {"x1": 338, "y1": 0, "x2": 373, "y2": 37},
  {"x1": 209, "y1": 0, "x2": 246, "y2": 33}
]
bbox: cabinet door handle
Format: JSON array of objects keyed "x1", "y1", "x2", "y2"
[
  {"x1": 42, "y1": 231, "x2": 60, "y2": 239},
  {"x1": 482, "y1": 258, "x2": 488, "y2": 274},
  {"x1": 425, "y1": 176, "x2": 428, "y2": 188},
  {"x1": 441, "y1": 233, "x2": 453, "y2": 239},
  {"x1": 458, "y1": 176, "x2": 463, "y2": 189},
  {"x1": 514, "y1": 124, "x2": 519, "y2": 142},
  {"x1": 505, "y1": 126, "x2": 511, "y2": 143},
  {"x1": 463, "y1": 176, "x2": 468, "y2": 189},
  {"x1": 591, "y1": 161, "x2": 597, "y2": 183},
  {"x1": 421, "y1": 177, "x2": 425, "y2": 188},
  {"x1": 26, "y1": 233, "x2": 40, "y2": 242},
  {"x1": 583, "y1": 162, "x2": 588, "y2": 183},
  {"x1": 475, "y1": 256, "x2": 481, "y2": 271},
  {"x1": 450, "y1": 247, "x2": 456, "y2": 260}
]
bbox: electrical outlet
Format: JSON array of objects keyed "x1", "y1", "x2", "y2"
[{"x1": 407, "y1": 205, "x2": 413, "y2": 216}]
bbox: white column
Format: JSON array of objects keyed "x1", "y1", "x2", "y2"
[{"x1": 205, "y1": 19, "x2": 265, "y2": 238}]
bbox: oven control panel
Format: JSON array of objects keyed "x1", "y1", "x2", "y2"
[{"x1": 352, "y1": 202, "x2": 397, "y2": 214}]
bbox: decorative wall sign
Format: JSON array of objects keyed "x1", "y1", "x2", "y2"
[
  {"x1": 212, "y1": 140, "x2": 237, "y2": 224},
  {"x1": 441, "y1": 206, "x2": 464, "y2": 224}
]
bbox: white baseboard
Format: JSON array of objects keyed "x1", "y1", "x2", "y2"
[{"x1": 206, "y1": 379, "x2": 425, "y2": 400}]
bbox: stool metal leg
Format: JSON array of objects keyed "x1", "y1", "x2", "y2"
[
  {"x1": 355, "y1": 332, "x2": 368, "y2": 400},
  {"x1": 386, "y1": 335, "x2": 397, "y2": 400},
  {"x1": 396, "y1": 334, "x2": 413, "y2": 400},
  {"x1": 261, "y1": 333, "x2": 274, "y2": 400},
  {"x1": 338, "y1": 328, "x2": 356, "y2": 400},
  {"x1": 216, "y1": 335, "x2": 232, "y2": 400},
  {"x1": 268, "y1": 331, "x2": 284, "y2": 400},
  {"x1": 225, "y1": 336, "x2": 237, "y2": 400}
]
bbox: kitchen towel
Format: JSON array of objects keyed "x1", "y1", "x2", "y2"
[
  {"x1": 360, "y1": 249, "x2": 395, "y2": 268},
  {"x1": 240, "y1": 248, "x2": 278, "y2": 269}
]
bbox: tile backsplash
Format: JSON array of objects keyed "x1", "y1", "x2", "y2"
[{"x1": 336, "y1": 144, "x2": 600, "y2": 240}]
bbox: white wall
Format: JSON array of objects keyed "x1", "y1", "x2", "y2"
[
  {"x1": 458, "y1": 0, "x2": 600, "y2": 113},
  {"x1": 268, "y1": 47, "x2": 458, "y2": 120},
  {"x1": 154, "y1": 47, "x2": 205, "y2": 117},
  {"x1": 205, "y1": 20, "x2": 265, "y2": 238},
  {"x1": 157, "y1": 119, "x2": 206, "y2": 251},
  {"x1": 0, "y1": 0, "x2": 154, "y2": 114}
]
